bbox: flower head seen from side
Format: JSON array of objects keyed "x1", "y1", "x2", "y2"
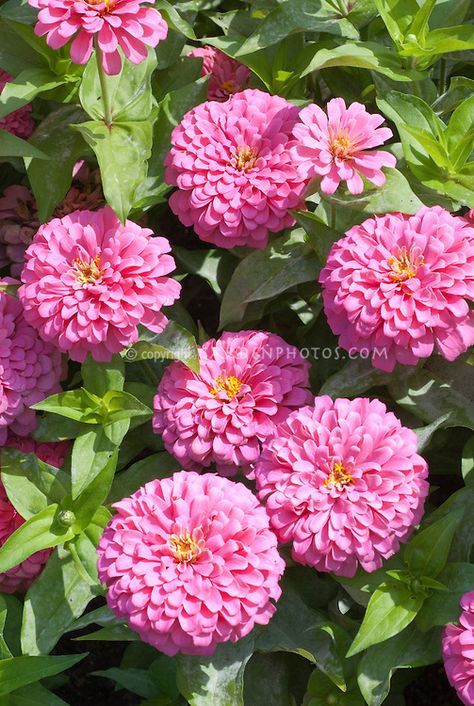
[
  {"x1": 443, "y1": 591, "x2": 474, "y2": 706},
  {"x1": 19, "y1": 206, "x2": 181, "y2": 363},
  {"x1": 188, "y1": 46, "x2": 250, "y2": 102},
  {"x1": 97, "y1": 471, "x2": 285, "y2": 656},
  {"x1": 0, "y1": 287, "x2": 63, "y2": 446},
  {"x1": 165, "y1": 88, "x2": 308, "y2": 249},
  {"x1": 28, "y1": 0, "x2": 168, "y2": 75},
  {"x1": 319, "y1": 206, "x2": 474, "y2": 372},
  {"x1": 291, "y1": 97, "x2": 396, "y2": 195},
  {"x1": 255, "y1": 396, "x2": 429, "y2": 578},
  {"x1": 153, "y1": 330, "x2": 312, "y2": 477},
  {"x1": 0, "y1": 70, "x2": 35, "y2": 140}
]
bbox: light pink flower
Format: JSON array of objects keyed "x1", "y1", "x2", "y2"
[
  {"x1": 291, "y1": 97, "x2": 396, "y2": 194},
  {"x1": 443, "y1": 591, "x2": 474, "y2": 706},
  {"x1": 97, "y1": 471, "x2": 284, "y2": 656},
  {"x1": 165, "y1": 89, "x2": 307, "y2": 249},
  {"x1": 0, "y1": 70, "x2": 35, "y2": 140},
  {"x1": 19, "y1": 206, "x2": 181, "y2": 363},
  {"x1": 0, "y1": 436, "x2": 69, "y2": 593},
  {"x1": 319, "y1": 207, "x2": 474, "y2": 372},
  {"x1": 0, "y1": 287, "x2": 63, "y2": 446},
  {"x1": 28, "y1": 0, "x2": 168, "y2": 75},
  {"x1": 153, "y1": 330, "x2": 311, "y2": 477},
  {"x1": 255, "y1": 396, "x2": 429, "y2": 577},
  {"x1": 188, "y1": 46, "x2": 250, "y2": 102}
]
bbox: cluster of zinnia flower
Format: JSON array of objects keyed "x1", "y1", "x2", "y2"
[
  {"x1": 0, "y1": 435, "x2": 69, "y2": 593},
  {"x1": 0, "y1": 161, "x2": 103, "y2": 277},
  {"x1": 443, "y1": 591, "x2": 474, "y2": 705},
  {"x1": 187, "y1": 46, "x2": 250, "y2": 102},
  {"x1": 0, "y1": 69, "x2": 35, "y2": 140}
]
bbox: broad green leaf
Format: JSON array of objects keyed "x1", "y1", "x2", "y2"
[
  {"x1": 0, "y1": 21, "x2": 49, "y2": 74},
  {"x1": 305, "y1": 669, "x2": 364, "y2": 706},
  {"x1": 176, "y1": 636, "x2": 254, "y2": 706},
  {"x1": 71, "y1": 425, "x2": 121, "y2": 500},
  {"x1": 174, "y1": 247, "x2": 238, "y2": 297},
  {"x1": 433, "y1": 77, "x2": 474, "y2": 116},
  {"x1": 219, "y1": 230, "x2": 319, "y2": 328},
  {"x1": 102, "y1": 390, "x2": 152, "y2": 424},
  {"x1": 108, "y1": 452, "x2": 179, "y2": 504},
  {"x1": 373, "y1": 0, "x2": 419, "y2": 44},
  {"x1": 408, "y1": 0, "x2": 437, "y2": 39},
  {"x1": 423, "y1": 25, "x2": 474, "y2": 55},
  {"x1": 413, "y1": 414, "x2": 452, "y2": 452},
  {"x1": 0, "y1": 128, "x2": 47, "y2": 159},
  {"x1": 21, "y1": 547, "x2": 95, "y2": 655},
  {"x1": 423, "y1": 487, "x2": 474, "y2": 564},
  {"x1": 346, "y1": 581, "x2": 425, "y2": 657},
  {"x1": 0, "y1": 0, "x2": 38, "y2": 25},
  {"x1": 124, "y1": 322, "x2": 200, "y2": 373},
  {"x1": 0, "y1": 68, "x2": 65, "y2": 119},
  {"x1": 81, "y1": 355, "x2": 125, "y2": 396},
  {"x1": 71, "y1": 449, "x2": 118, "y2": 530},
  {"x1": 292, "y1": 211, "x2": 341, "y2": 263},
  {"x1": 462, "y1": 436, "x2": 474, "y2": 486},
  {"x1": 445, "y1": 95, "x2": 474, "y2": 170},
  {"x1": 319, "y1": 358, "x2": 392, "y2": 398},
  {"x1": 154, "y1": 0, "x2": 196, "y2": 38},
  {"x1": 417, "y1": 563, "x2": 474, "y2": 631},
  {"x1": 5, "y1": 683, "x2": 70, "y2": 706},
  {"x1": 32, "y1": 389, "x2": 103, "y2": 424},
  {"x1": 32, "y1": 414, "x2": 87, "y2": 442},
  {"x1": 404, "y1": 510, "x2": 464, "y2": 578},
  {"x1": 92, "y1": 668, "x2": 158, "y2": 699},
  {"x1": 0, "y1": 654, "x2": 86, "y2": 695},
  {"x1": 243, "y1": 653, "x2": 294, "y2": 706}
]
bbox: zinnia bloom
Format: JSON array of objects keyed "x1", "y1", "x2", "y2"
[
  {"x1": 0, "y1": 287, "x2": 63, "y2": 446},
  {"x1": 0, "y1": 436, "x2": 69, "y2": 593},
  {"x1": 153, "y1": 330, "x2": 311, "y2": 476},
  {"x1": 255, "y1": 396, "x2": 429, "y2": 577},
  {"x1": 188, "y1": 46, "x2": 250, "y2": 102},
  {"x1": 97, "y1": 471, "x2": 285, "y2": 656},
  {"x1": 319, "y1": 207, "x2": 474, "y2": 371},
  {"x1": 165, "y1": 89, "x2": 307, "y2": 249},
  {"x1": 0, "y1": 70, "x2": 35, "y2": 140},
  {"x1": 19, "y1": 206, "x2": 181, "y2": 363},
  {"x1": 28, "y1": 0, "x2": 168, "y2": 75},
  {"x1": 291, "y1": 97, "x2": 396, "y2": 194},
  {"x1": 443, "y1": 591, "x2": 474, "y2": 706},
  {"x1": 0, "y1": 162, "x2": 103, "y2": 278}
]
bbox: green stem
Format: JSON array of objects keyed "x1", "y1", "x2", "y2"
[
  {"x1": 438, "y1": 58, "x2": 447, "y2": 96},
  {"x1": 94, "y1": 39, "x2": 113, "y2": 128},
  {"x1": 330, "y1": 202, "x2": 337, "y2": 230}
]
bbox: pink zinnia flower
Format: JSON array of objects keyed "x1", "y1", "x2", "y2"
[
  {"x1": 0, "y1": 436, "x2": 69, "y2": 593},
  {"x1": 443, "y1": 591, "x2": 474, "y2": 706},
  {"x1": 319, "y1": 207, "x2": 474, "y2": 372},
  {"x1": 0, "y1": 287, "x2": 63, "y2": 446},
  {"x1": 97, "y1": 471, "x2": 284, "y2": 656},
  {"x1": 165, "y1": 89, "x2": 307, "y2": 249},
  {"x1": 19, "y1": 206, "x2": 181, "y2": 363},
  {"x1": 255, "y1": 396, "x2": 429, "y2": 577},
  {"x1": 28, "y1": 0, "x2": 168, "y2": 75},
  {"x1": 0, "y1": 70, "x2": 35, "y2": 140},
  {"x1": 188, "y1": 46, "x2": 250, "y2": 102},
  {"x1": 153, "y1": 330, "x2": 311, "y2": 477},
  {"x1": 291, "y1": 97, "x2": 396, "y2": 194}
]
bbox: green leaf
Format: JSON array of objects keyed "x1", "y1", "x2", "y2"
[
  {"x1": 243, "y1": 653, "x2": 294, "y2": 706},
  {"x1": 0, "y1": 654, "x2": 86, "y2": 695},
  {"x1": 154, "y1": 0, "x2": 196, "y2": 39},
  {"x1": 176, "y1": 636, "x2": 254, "y2": 706},
  {"x1": 21, "y1": 547, "x2": 96, "y2": 656},
  {"x1": 124, "y1": 322, "x2": 200, "y2": 373},
  {"x1": 71, "y1": 425, "x2": 121, "y2": 500},
  {"x1": 404, "y1": 510, "x2": 464, "y2": 578},
  {"x1": 346, "y1": 581, "x2": 425, "y2": 657},
  {"x1": 292, "y1": 211, "x2": 340, "y2": 263},
  {"x1": 73, "y1": 120, "x2": 152, "y2": 222},
  {"x1": 32, "y1": 414, "x2": 87, "y2": 442},
  {"x1": 5, "y1": 683, "x2": 70, "y2": 706},
  {"x1": 462, "y1": 436, "x2": 474, "y2": 486},
  {"x1": 319, "y1": 358, "x2": 393, "y2": 398},
  {"x1": 445, "y1": 95, "x2": 474, "y2": 170},
  {"x1": 32, "y1": 389, "x2": 103, "y2": 424},
  {"x1": 423, "y1": 25, "x2": 474, "y2": 55},
  {"x1": 408, "y1": 0, "x2": 437, "y2": 39},
  {"x1": 417, "y1": 563, "x2": 474, "y2": 631},
  {"x1": 0, "y1": 128, "x2": 48, "y2": 159},
  {"x1": 92, "y1": 667, "x2": 158, "y2": 699},
  {"x1": 219, "y1": 230, "x2": 319, "y2": 328},
  {"x1": 0, "y1": 68, "x2": 65, "y2": 120},
  {"x1": 422, "y1": 487, "x2": 474, "y2": 564},
  {"x1": 305, "y1": 669, "x2": 364, "y2": 706},
  {"x1": 0, "y1": 0, "x2": 38, "y2": 25},
  {"x1": 81, "y1": 355, "x2": 125, "y2": 396},
  {"x1": 108, "y1": 452, "x2": 179, "y2": 504},
  {"x1": 102, "y1": 390, "x2": 152, "y2": 424},
  {"x1": 413, "y1": 414, "x2": 452, "y2": 452},
  {"x1": 174, "y1": 247, "x2": 238, "y2": 297},
  {"x1": 0, "y1": 21, "x2": 50, "y2": 74},
  {"x1": 432, "y1": 77, "x2": 474, "y2": 116},
  {"x1": 71, "y1": 449, "x2": 118, "y2": 530},
  {"x1": 373, "y1": 0, "x2": 419, "y2": 44}
]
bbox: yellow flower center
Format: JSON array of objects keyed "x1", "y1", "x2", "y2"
[
  {"x1": 329, "y1": 131, "x2": 354, "y2": 159},
  {"x1": 169, "y1": 530, "x2": 204, "y2": 564},
  {"x1": 86, "y1": 0, "x2": 113, "y2": 9},
  {"x1": 210, "y1": 375, "x2": 243, "y2": 400},
  {"x1": 387, "y1": 246, "x2": 424, "y2": 283},
  {"x1": 73, "y1": 255, "x2": 103, "y2": 285},
  {"x1": 324, "y1": 461, "x2": 352, "y2": 489},
  {"x1": 221, "y1": 79, "x2": 238, "y2": 95},
  {"x1": 234, "y1": 145, "x2": 258, "y2": 171}
]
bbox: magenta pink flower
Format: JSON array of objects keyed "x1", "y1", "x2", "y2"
[
  {"x1": 255, "y1": 396, "x2": 429, "y2": 577},
  {"x1": 0, "y1": 70, "x2": 35, "y2": 140},
  {"x1": 28, "y1": 0, "x2": 168, "y2": 75},
  {"x1": 153, "y1": 330, "x2": 311, "y2": 477},
  {"x1": 291, "y1": 97, "x2": 396, "y2": 194},
  {"x1": 165, "y1": 89, "x2": 307, "y2": 249},
  {"x1": 0, "y1": 436, "x2": 69, "y2": 593},
  {"x1": 0, "y1": 287, "x2": 63, "y2": 446},
  {"x1": 320, "y1": 207, "x2": 474, "y2": 372},
  {"x1": 188, "y1": 46, "x2": 250, "y2": 102},
  {"x1": 97, "y1": 471, "x2": 284, "y2": 655},
  {"x1": 443, "y1": 591, "x2": 474, "y2": 706},
  {"x1": 19, "y1": 207, "x2": 181, "y2": 363}
]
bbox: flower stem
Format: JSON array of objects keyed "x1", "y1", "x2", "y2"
[
  {"x1": 94, "y1": 39, "x2": 113, "y2": 129},
  {"x1": 438, "y1": 58, "x2": 447, "y2": 97}
]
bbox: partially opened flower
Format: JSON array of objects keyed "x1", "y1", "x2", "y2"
[
  {"x1": 291, "y1": 97, "x2": 396, "y2": 194},
  {"x1": 28, "y1": 0, "x2": 168, "y2": 75},
  {"x1": 320, "y1": 207, "x2": 474, "y2": 371},
  {"x1": 153, "y1": 330, "x2": 311, "y2": 476},
  {"x1": 255, "y1": 396, "x2": 429, "y2": 577},
  {"x1": 19, "y1": 206, "x2": 181, "y2": 362},
  {"x1": 0, "y1": 70, "x2": 35, "y2": 139},
  {"x1": 0, "y1": 436, "x2": 69, "y2": 593},
  {"x1": 97, "y1": 471, "x2": 285, "y2": 655},
  {"x1": 188, "y1": 46, "x2": 250, "y2": 101},
  {"x1": 0, "y1": 287, "x2": 63, "y2": 446},
  {"x1": 443, "y1": 591, "x2": 474, "y2": 705},
  {"x1": 165, "y1": 89, "x2": 307, "y2": 249}
]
